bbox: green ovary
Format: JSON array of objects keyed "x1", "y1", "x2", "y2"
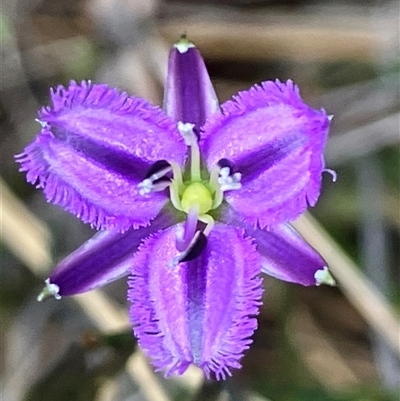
[{"x1": 181, "y1": 182, "x2": 213, "y2": 214}]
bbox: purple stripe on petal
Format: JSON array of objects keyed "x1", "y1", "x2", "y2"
[
  {"x1": 50, "y1": 126, "x2": 150, "y2": 181},
  {"x1": 237, "y1": 132, "x2": 306, "y2": 184},
  {"x1": 17, "y1": 130, "x2": 166, "y2": 231},
  {"x1": 202, "y1": 80, "x2": 330, "y2": 227},
  {"x1": 17, "y1": 81, "x2": 187, "y2": 230},
  {"x1": 128, "y1": 223, "x2": 262, "y2": 380},
  {"x1": 46, "y1": 210, "x2": 180, "y2": 297},
  {"x1": 220, "y1": 205, "x2": 332, "y2": 286},
  {"x1": 43, "y1": 81, "x2": 186, "y2": 162},
  {"x1": 163, "y1": 42, "x2": 220, "y2": 129}
]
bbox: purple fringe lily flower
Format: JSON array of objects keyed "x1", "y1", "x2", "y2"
[{"x1": 16, "y1": 36, "x2": 335, "y2": 380}]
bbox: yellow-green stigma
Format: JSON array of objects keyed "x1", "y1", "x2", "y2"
[{"x1": 181, "y1": 182, "x2": 213, "y2": 214}]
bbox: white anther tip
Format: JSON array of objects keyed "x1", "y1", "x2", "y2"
[
  {"x1": 35, "y1": 119, "x2": 48, "y2": 128},
  {"x1": 178, "y1": 122, "x2": 197, "y2": 146},
  {"x1": 220, "y1": 183, "x2": 242, "y2": 192},
  {"x1": 233, "y1": 172, "x2": 242, "y2": 181},
  {"x1": 219, "y1": 167, "x2": 230, "y2": 177},
  {"x1": 168, "y1": 256, "x2": 181, "y2": 268},
  {"x1": 174, "y1": 39, "x2": 195, "y2": 54},
  {"x1": 323, "y1": 169, "x2": 337, "y2": 182},
  {"x1": 315, "y1": 267, "x2": 336, "y2": 286},
  {"x1": 37, "y1": 279, "x2": 61, "y2": 301}
]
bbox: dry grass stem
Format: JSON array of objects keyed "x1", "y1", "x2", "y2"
[
  {"x1": 74, "y1": 291, "x2": 130, "y2": 333},
  {"x1": 170, "y1": 364, "x2": 204, "y2": 391},
  {"x1": 293, "y1": 213, "x2": 400, "y2": 356},
  {"x1": 325, "y1": 113, "x2": 400, "y2": 165},
  {"x1": 1, "y1": 177, "x2": 52, "y2": 273},
  {"x1": 158, "y1": 5, "x2": 391, "y2": 62},
  {"x1": 95, "y1": 379, "x2": 120, "y2": 401},
  {"x1": 127, "y1": 351, "x2": 173, "y2": 401},
  {"x1": 288, "y1": 306, "x2": 361, "y2": 390},
  {"x1": 384, "y1": 192, "x2": 400, "y2": 230},
  {"x1": 0, "y1": 179, "x2": 178, "y2": 401},
  {"x1": 2, "y1": 36, "x2": 90, "y2": 89}
]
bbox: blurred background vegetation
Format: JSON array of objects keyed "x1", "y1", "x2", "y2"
[{"x1": 1, "y1": 0, "x2": 399, "y2": 400}]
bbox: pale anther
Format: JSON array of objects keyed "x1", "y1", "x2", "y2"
[
  {"x1": 35, "y1": 119, "x2": 48, "y2": 128},
  {"x1": 177, "y1": 121, "x2": 201, "y2": 180},
  {"x1": 218, "y1": 167, "x2": 242, "y2": 192},
  {"x1": 174, "y1": 37, "x2": 195, "y2": 54},
  {"x1": 178, "y1": 121, "x2": 197, "y2": 146},
  {"x1": 314, "y1": 267, "x2": 336, "y2": 286},
  {"x1": 37, "y1": 278, "x2": 61, "y2": 301},
  {"x1": 138, "y1": 178, "x2": 153, "y2": 195},
  {"x1": 138, "y1": 165, "x2": 172, "y2": 196},
  {"x1": 170, "y1": 231, "x2": 202, "y2": 267},
  {"x1": 323, "y1": 168, "x2": 337, "y2": 182}
]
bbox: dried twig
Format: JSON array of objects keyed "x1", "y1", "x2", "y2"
[
  {"x1": 0, "y1": 178, "x2": 175, "y2": 401},
  {"x1": 0, "y1": 177, "x2": 52, "y2": 273},
  {"x1": 287, "y1": 306, "x2": 361, "y2": 390},
  {"x1": 292, "y1": 213, "x2": 400, "y2": 356},
  {"x1": 325, "y1": 113, "x2": 400, "y2": 166},
  {"x1": 157, "y1": 4, "x2": 393, "y2": 62}
]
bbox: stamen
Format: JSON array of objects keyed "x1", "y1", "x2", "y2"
[
  {"x1": 209, "y1": 165, "x2": 220, "y2": 192},
  {"x1": 209, "y1": 164, "x2": 242, "y2": 209},
  {"x1": 198, "y1": 214, "x2": 215, "y2": 237},
  {"x1": 35, "y1": 119, "x2": 48, "y2": 128},
  {"x1": 314, "y1": 267, "x2": 336, "y2": 286},
  {"x1": 138, "y1": 178, "x2": 171, "y2": 196},
  {"x1": 37, "y1": 279, "x2": 61, "y2": 301},
  {"x1": 175, "y1": 207, "x2": 199, "y2": 252},
  {"x1": 137, "y1": 164, "x2": 172, "y2": 196},
  {"x1": 170, "y1": 231, "x2": 207, "y2": 267},
  {"x1": 144, "y1": 160, "x2": 171, "y2": 179},
  {"x1": 178, "y1": 121, "x2": 201, "y2": 181},
  {"x1": 178, "y1": 121, "x2": 197, "y2": 146},
  {"x1": 169, "y1": 161, "x2": 183, "y2": 188},
  {"x1": 169, "y1": 161, "x2": 184, "y2": 210},
  {"x1": 323, "y1": 168, "x2": 337, "y2": 182},
  {"x1": 218, "y1": 167, "x2": 242, "y2": 191},
  {"x1": 179, "y1": 232, "x2": 207, "y2": 263},
  {"x1": 171, "y1": 210, "x2": 214, "y2": 267},
  {"x1": 174, "y1": 35, "x2": 196, "y2": 54}
]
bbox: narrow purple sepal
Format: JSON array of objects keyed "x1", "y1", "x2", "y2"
[
  {"x1": 16, "y1": 81, "x2": 187, "y2": 231},
  {"x1": 128, "y1": 224, "x2": 262, "y2": 380},
  {"x1": 247, "y1": 224, "x2": 329, "y2": 286},
  {"x1": 220, "y1": 205, "x2": 332, "y2": 286},
  {"x1": 201, "y1": 80, "x2": 330, "y2": 227},
  {"x1": 163, "y1": 38, "x2": 220, "y2": 129},
  {"x1": 43, "y1": 210, "x2": 180, "y2": 297}
]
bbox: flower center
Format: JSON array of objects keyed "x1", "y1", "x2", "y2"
[
  {"x1": 181, "y1": 182, "x2": 213, "y2": 215},
  {"x1": 137, "y1": 121, "x2": 242, "y2": 265}
]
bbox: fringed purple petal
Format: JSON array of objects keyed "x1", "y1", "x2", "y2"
[
  {"x1": 201, "y1": 80, "x2": 330, "y2": 227},
  {"x1": 128, "y1": 223, "x2": 262, "y2": 380},
  {"x1": 16, "y1": 81, "x2": 187, "y2": 231},
  {"x1": 40, "y1": 210, "x2": 180, "y2": 298},
  {"x1": 163, "y1": 38, "x2": 220, "y2": 129}
]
